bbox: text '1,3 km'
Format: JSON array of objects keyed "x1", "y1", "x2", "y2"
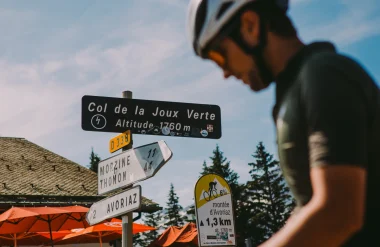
[{"x1": 81, "y1": 95, "x2": 222, "y2": 139}]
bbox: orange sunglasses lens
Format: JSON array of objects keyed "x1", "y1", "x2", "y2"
[{"x1": 208, "y1": 50, "x2": 225, "y2": 67}]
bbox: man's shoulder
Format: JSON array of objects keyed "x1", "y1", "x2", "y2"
[
  {"x1": 299, "y1": 48, "x2": 376, "y2": 97},
  {"x1": 301, "y1": 49, "x2": 360, "y2": 79}
]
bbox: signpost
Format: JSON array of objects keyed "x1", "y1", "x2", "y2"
[
  {"x1": 109, "y1": 130, "x2": 131, "y2": 153},
  {"x1": 98, "y1": 140, "x2": 173, "y2": 195},
  {"x1": 121, "y1": 91, "x2": 133, "y2": 247},
  {"x1": 82, "y1": 91, "x2": 223, "y2": 247},
  {"x1": 81, "y1": 95, "x2": 222, "y2": 139},
  {"x1": 86, "y1": 185, "x2": 141, "y2": 225},
  {"x1": 194, "y1": 173, "x2": 236, "y2": 246}
]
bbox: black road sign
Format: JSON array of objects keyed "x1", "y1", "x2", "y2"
[{"x1": 81, "y1": 95, "x2": 222, "y2": 139}]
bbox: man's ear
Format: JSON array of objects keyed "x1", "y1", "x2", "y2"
[{"x1": 240, "y1": 10, "x2": 260, "y2": 46}]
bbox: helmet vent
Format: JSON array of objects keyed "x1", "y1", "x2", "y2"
[{"x1": 216, "y1": 2, "x2": 234, "y2": 19}]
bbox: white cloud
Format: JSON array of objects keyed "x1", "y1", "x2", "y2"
[
  {"x1": 0, "y1": 72, "x2": 83, "y2": 139},
  {"x1": 298, "y1": 0, "x2": 380, "y2": 46},
  {"x1": 0, "y1": 8, "x2": 38, "y2": 41},
  {"x1": 290, "y1": 0, "x2": 313, "y2": 4},
  {"x1": 0, "y1": 14, "x2": 188, "y2": 139},
  {"x1": 0, "y1": 15, "x2": 255, "y2": 142},
  {"x1": 177, "y1": 187, "x2": 195, "y2": 206},
  {"x1": 4, "y1": 0, "x2": 376, "y2": 143},
  {"x1": 229, "y1": 157, "x2": 252, "y2": 183}
]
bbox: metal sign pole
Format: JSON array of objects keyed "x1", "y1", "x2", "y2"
[
  {"x1": 122, "y1": 90, "x2": 133, "y2": 247},
  {"x1": 85, "y1": 91, "x2": 173, "y2": 247}
]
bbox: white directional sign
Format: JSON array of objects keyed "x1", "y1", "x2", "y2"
[
  {"x1": 86, "y1": 185, "x2": 141, "y2": 226},
  {"x1": 98, "y1": 140, "x2": 173, "y2": 195}
]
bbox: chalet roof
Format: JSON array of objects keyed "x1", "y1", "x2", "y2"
[{"x1": 0, "y1": 137, "x2": 159, "y2": 211}]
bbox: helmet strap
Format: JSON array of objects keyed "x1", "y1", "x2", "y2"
[{"x1": 229, "y1": 14, "x2": 273, "y2": 86}]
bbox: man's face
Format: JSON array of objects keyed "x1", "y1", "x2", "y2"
[
  {"x1": 208, "y1": 38, "x2": 268, "y2": 92},
  {"x1": 205, "y1": 10, "x2": 270, "y2": 92}
]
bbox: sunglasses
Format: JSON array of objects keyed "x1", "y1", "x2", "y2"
[
  {"x1": 205, "y1": 34, "x2": 229, "y2": 69},
  {"x1": 208, "y1": 50, "x2": 226, "y2": 68},
  {"x1": 204, "y1": 18, "x2": 240, "y2": 69}
]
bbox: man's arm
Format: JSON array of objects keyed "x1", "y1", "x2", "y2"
[
  {"x1": 259, "y1": 54, "x2": 369, "y2": 246},
  {"x1": 258, "y1": 165, "x2": 366, "y2": 247}
]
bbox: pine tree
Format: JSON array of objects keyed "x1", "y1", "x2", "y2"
[
  {"x1": 246, "y1": 142, "x2": 296, "y2": 244},
  {"x1": 132, "y1": 211, "x2": 163, "y2": 246},
  {"x1": 165, "y1": 183, "x2": 184, "y2": 227},
  {"x1": 133, "y1": 233, "x2": 144, "y2": 247},
  {"x1": 200, "y1": 144, "x2": 247, "y2": 246},
  {"x1": 184, "y1": 203, "x2": 196, "y2": 223},
  {"x1": 89, "y1": 147, "x2": 101, "y2": 173},
  {"x1": 200, "y1": 145, "x2": 239, "y2": 186},
  {"x1": 142, "y1": 211, "x2": 162, "y2": 245}
]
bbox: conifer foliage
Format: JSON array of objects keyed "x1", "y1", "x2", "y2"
[
  {"x1": 246, "y1": 142, "x2": 296, "y2": 244},
  {"x1": 141, "y1": 211, "x2": 162, "y2": 245},
  {"x1": 125, "y1": 142, "x2": 297, "y2": 246},
  {"x1": 200, "y1": 145, "x2": 239, "y2": 187},
  {"x1": 88, "y1": 147, "x2": 101, "y2": 173},
  {"x1": 165, "y1": 183, "x2": 184, "y2": 227},
  {"x1": 185, "y1": 204, "x2": 196, "y2": 223}
]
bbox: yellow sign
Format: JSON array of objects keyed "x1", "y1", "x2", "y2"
[
  {"x1": 194, "y1": 173, "x2": 231, "y2": 209},
  {"x1": 194, "y1": 173, "x2": 236, "y2": 246},
  {"x1": 109, "y1": 130, "x2": 131, "y2": 153}
]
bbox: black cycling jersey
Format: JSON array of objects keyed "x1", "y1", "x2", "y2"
[{"x1": 272, "y1": 41, "x2": 380, "y2": 246}]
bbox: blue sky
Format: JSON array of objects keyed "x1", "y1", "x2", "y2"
[{"x1": 0, "y1": 0, "x2": 379, "y2": 211}]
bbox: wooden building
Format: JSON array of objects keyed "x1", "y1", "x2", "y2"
[{"x1": 0, "y1": 137, "x2": 160, "y2": 214}]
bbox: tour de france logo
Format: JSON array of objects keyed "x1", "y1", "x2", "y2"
[{"x1": 195, "y1": 174, "x2": 231, "y2": 209}]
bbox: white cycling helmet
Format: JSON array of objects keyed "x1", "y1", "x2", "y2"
[{"x1": 187, "y1": 0, "x2": 289, "y2": 58}]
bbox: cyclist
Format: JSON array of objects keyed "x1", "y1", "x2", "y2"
[
  {"x1": 203, "y1": 181, "x2": 218, "y2": 201},
  {"x1": 209, "y1": 181, "x2": 217, "y2": 192},
  {"x1": 186, "y1": 0, "x2": 380, "y2": 246}
]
